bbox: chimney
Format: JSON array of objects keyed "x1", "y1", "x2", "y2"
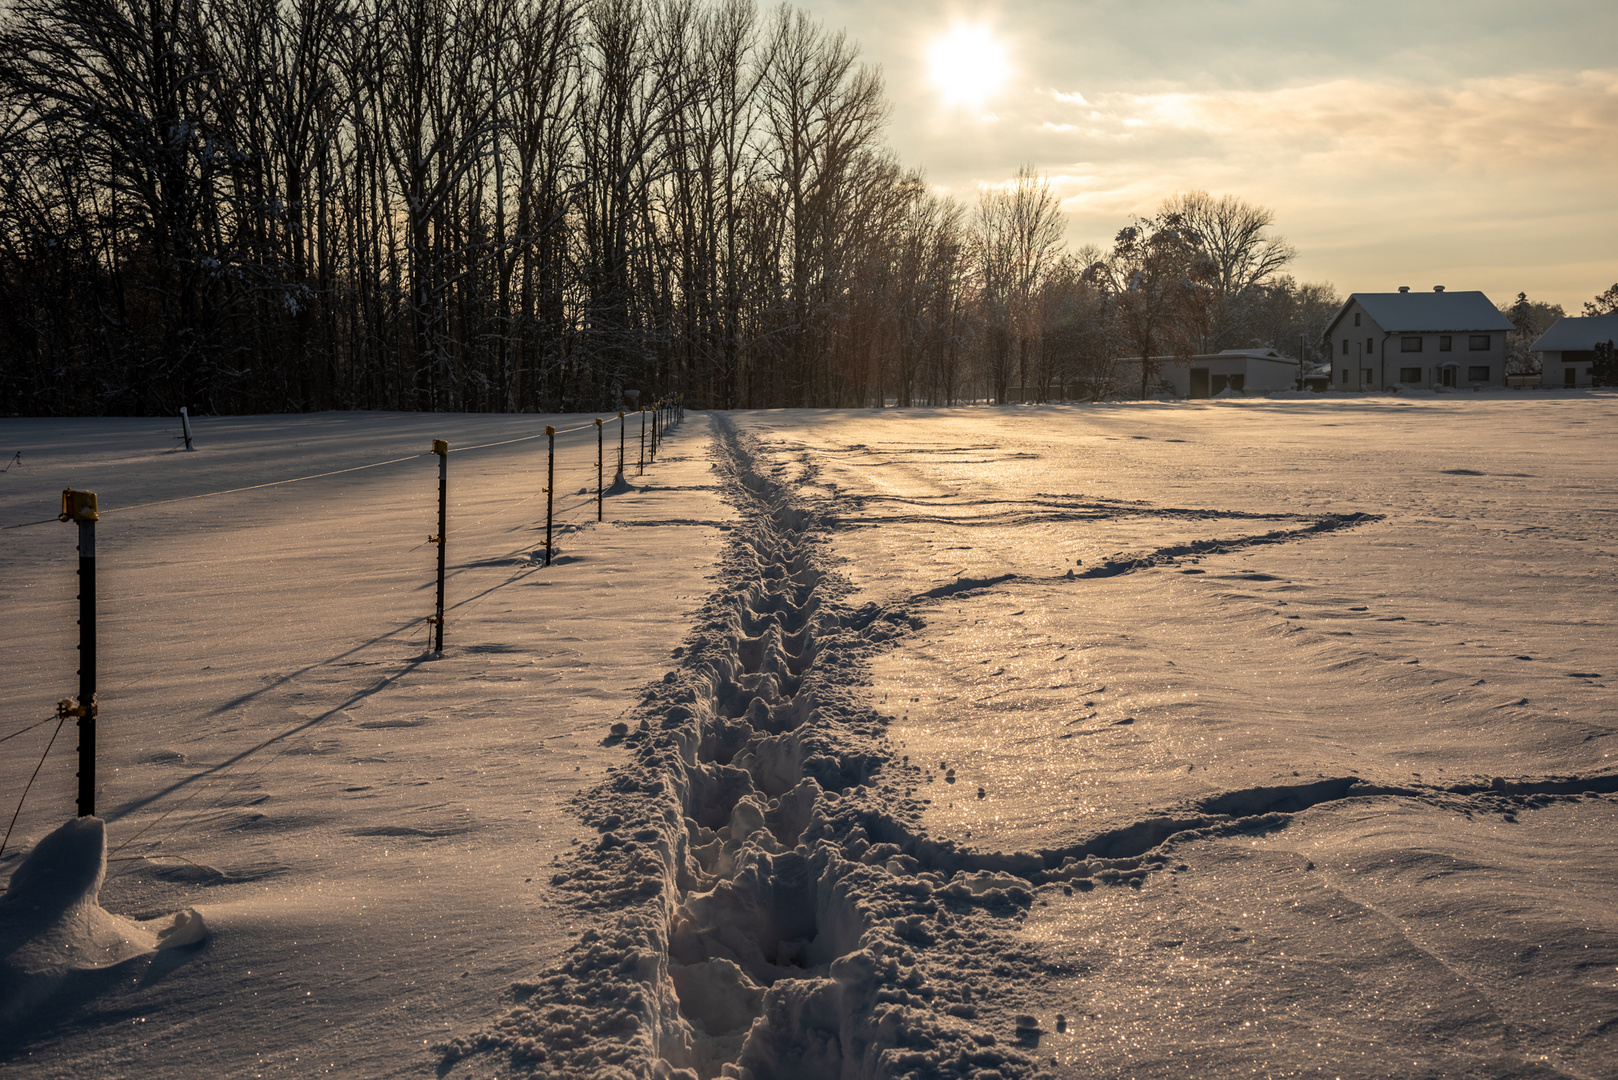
[
  {"x1": 1433, "y1": 285, "x2": 1445, "y2": 292},
  {"x1": 1398, "y1": 286, "x2": 1410, "y2": 293}
]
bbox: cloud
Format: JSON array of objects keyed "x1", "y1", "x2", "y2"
[{"x1": 1037, "y1": 70, "x2": 1618, "y2": 172}]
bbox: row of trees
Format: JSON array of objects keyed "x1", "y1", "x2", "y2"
[{"x1": 0, "y1": 0, "x2": 1334, "y2": 415}]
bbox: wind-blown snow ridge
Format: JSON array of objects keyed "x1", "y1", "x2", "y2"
[{"x1": 900, "y1": 514, "x2": 1380, "y2": 601}]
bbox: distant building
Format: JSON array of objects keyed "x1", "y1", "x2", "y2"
[
  {"x1": 1531, "y1": 314, "x2": 1618, "y2": 388},
  {"x1": 1106, "y1": 348, "x2": 1301, "y2": 398},
  {"x1": 1168, "y1": 348, "x2": 1302, "y2": 398},
  {"x1": 1321, "y1": 287, "x2": 1513, "y2": 390}
]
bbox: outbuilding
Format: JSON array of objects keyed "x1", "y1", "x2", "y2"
[
  {"x1": 1321, "y1": 287, "x2": 1513, "y2": 390},
  {"x1": 1171, "y1": 348, "x2": 1302, "y2": 398},
  {"x1": 1530, "y1": 314, "x2": 1618, "y2": 388}
]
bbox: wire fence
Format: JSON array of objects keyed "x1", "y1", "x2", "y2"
[{"x1": 0, "y1": 399, "x2": 687, "y2": 867}]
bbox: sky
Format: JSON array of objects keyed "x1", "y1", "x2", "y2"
[{"x1": 796, "y1": 0, "x2": 1618, "y2": 312}]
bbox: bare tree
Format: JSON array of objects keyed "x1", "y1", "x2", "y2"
[
  {"x1": 972, "y1": 164, "x2": 1064, "y2": 402},
  {"x1": 1160, "y1": 190, "x2": 1294, "y2": 352},
  {"x1": 1088, "y1": 212, "x2": 1215, "y2": 398},
  {"x1": 757, "y1": 4, "x2": 886, "y2": 406},
  {"x1": 1583, "y1": 283, "x2": 1618, "y2": 317}
]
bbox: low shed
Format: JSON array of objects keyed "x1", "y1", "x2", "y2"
[
  {"x1": 1169, "y1": 349, "x2": 1302, "y2": 398},
  {"x1": 1531, "y1": 314, "x2": 1618, "y2": 388}
]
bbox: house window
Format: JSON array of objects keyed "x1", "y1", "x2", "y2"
[
  {"x1": 1469, "y1": 335, "x2": 1490, "y2": 351},
  {"x1": 1354, "y1": 313, "x2": 1361, "y2": 327},
  {"x1": 1364, "y1": 369, "x2": 1375, "y2": 385},
  {"x1": 1401, "y1": 337, "x2": 1423, "y2": 352},
  {"x1": 1367, "y1": 338, "x2": 1375, "y2": 353},
  {"x1": 1341, "y1": 339, "x2": 1348, "y2": 355},
  {"x1": 1399, "y1": 367, "x2": 1422, "y2": 383},
  {"x1": 1468, "y1": 365, "x2": 1490, "y2": 382},
  {"x1": 1439, "y1": 335, "x2": 1452, "y2": 351},
  {"x1": 1340, "y1": 368, "x2": 1348, "y2": 384}
]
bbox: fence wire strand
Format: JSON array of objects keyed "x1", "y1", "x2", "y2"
[
  {"x1": 5, "y1": 411, "x2": 674, "y2": 864},
  {"x1": 0, "y1": 714, "x2": 56, "y2": 746},
  {"x1": 0, "y1": 714, "x2": 67, "y2": 860},
  {"x1": 1, "y1": 418, "x2": 610, "y2": 530}
]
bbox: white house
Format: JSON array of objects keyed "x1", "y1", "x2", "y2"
[
  {"x1": 1321, "y1": 287, "x2": 1513, "y2": 391},
  {"x1": 1530, "y1": 314, "x2": 1618, "y2": 388}
]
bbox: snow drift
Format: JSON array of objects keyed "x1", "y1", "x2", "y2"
[{"x1": 1, "y1": 816, "x2": 205, "y2": 1022}]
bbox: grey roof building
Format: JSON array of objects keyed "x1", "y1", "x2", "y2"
[
  {"x1": 1530, "y1": 313, "x2": 1618, "y2": 388},
  {"x1": 1321, "y1": 287, "x2": 1513, "y2": 391}
]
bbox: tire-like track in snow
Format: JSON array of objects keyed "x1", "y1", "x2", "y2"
[{"x1": 441, "y1": 419, "x2": 1617, "y2": 1080}]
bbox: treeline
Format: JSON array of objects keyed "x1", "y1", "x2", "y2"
[{"x1": 0, "y1": 0, "x2": 1336, "y2": 415}]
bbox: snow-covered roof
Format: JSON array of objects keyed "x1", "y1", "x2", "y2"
[
  {"x1": 1327, "y1": 290, "x2": 1514, "y2": 335},
  {"x1": 1531, "y1": 314, "x2": 1618, "y2": 353},
  {"x1": 1204, "y1": 348, "x2": 1299, "y2": 365},
  {"x1": 1114, "y1": 350, "x2": 1300, "y2": 366}
]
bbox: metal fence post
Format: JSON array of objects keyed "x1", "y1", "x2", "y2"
[
  {"x1": 595, "y1": 417, "x2": 604, "y2": 522},
  {"x1": 639, "y1": 409, "x2": 646, "y2": 475},
  {"x1": 617, "y1": 411, "x2": 625, "y2": 479},
  {"x1": 430, "y1": 440, "x2": 448, "y2": 652},
  {"x1": 59, "y1": 489, "x2": 98, "y2": 816},
  {"x1": 544, "y1": 425, "x2": 555, "y2": 566},
  {"x1": 179, "y1": 407, "x2": 194, "y2": 451}
]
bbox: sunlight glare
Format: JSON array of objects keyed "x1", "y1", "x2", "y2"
[{"x1": 927, "y1": 24, "x2": 1010, "y2": 111}]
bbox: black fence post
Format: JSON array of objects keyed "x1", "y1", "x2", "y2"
[
  {"x1": 595, "y1": 417, "x2": 604, "y2": 522},
  {"x1": 178, "y1": 407, "x2": 194, "y2": 451},
  {"x1": 430, "y1": 440, "x2": 448, "y2": 652},
  {"x1": 59, "y1": 489, "x2": 98, "y2": 817},
  {"x1": 544, "y1": 425, "x2": 555, "y2": 566},
  {"x1": 639, "y1": 410, "x2": 646, "y2": 475},
  {"x1": 618, "y1": 411, "x2": 625, "y2": 479}
]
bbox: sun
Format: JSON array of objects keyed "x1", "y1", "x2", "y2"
[{"x1": 926, "y1": 23, "x2": 1010, "y2": 111}]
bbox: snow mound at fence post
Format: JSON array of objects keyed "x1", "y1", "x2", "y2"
[{"x1": 1, "y1": 816, "x2": 206, "y2": 1021}]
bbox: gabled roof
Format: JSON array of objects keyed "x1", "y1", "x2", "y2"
[
  {"x1": 1531, "y1": 314, "x2": 1618, "y2": 353},
  {"x1": 1326, "y1": 291, "x2": 1514, "y2": 335}
]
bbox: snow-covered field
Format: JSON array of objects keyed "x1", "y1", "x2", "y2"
[{"x1": 2, "y1": 396, "x2": 1615, "y2": 1079}]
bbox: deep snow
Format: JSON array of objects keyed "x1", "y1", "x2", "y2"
[{"x1": 3, "y1": 396, "x2": 1616, "y2": 1079}]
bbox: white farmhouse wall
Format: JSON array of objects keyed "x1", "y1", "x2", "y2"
[
  {"x1": 1330, "y1": 300, "x2": 1387, "y2": 390},
  {"x1": 1539, "y1": 351, "x2": 1595, "y2": 388}
]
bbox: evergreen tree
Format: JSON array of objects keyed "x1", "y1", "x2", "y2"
[{"x1": 1592, "y1": 340, "x2": 1618, "y2": 388}]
